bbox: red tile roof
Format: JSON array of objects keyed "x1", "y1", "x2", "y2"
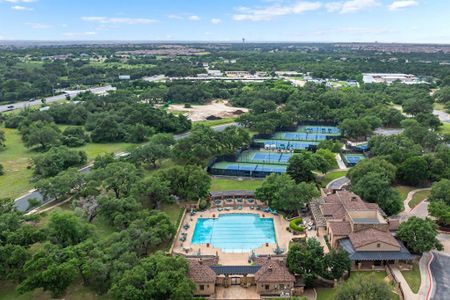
[
  {"x1": 188, "y1": 258, "x2": 218, "y2": 283},
  {"x1": 348, "y1": 228, "x2": 400, "y2": 249},
  {"x1": 329, "y1": 221, "x2": 352, "y2": 236},
  {"x1": 254, "y1": 258, "x2": 295, "y2": 283}
]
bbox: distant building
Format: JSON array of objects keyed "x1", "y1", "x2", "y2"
[
  {"x1": 118, "y1": 75, "x2": 131, "y2": 80},
  {"x1": 363, "y1": 73, "x2": 420, "y2": 85},
  {"x1": 207, "y1": 69, "x2": 222, "y2": 77}
]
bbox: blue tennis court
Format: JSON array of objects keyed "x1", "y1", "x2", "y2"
[
  {"x1": 297, "y1": 125, "x2": 340, "y2": 135},
  {"x1": 342, "y1": 153, "x2": 365, "y2": 166},
  {"x1": 255, "y1": 164, "x2": 287, "y2": 173},
  {"x1": 254, "y1": 139, "x2": 318, "y2": 150}
]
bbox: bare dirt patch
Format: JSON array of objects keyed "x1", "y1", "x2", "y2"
[{"x1": 167, "y1": 100, "x2": 248, "y2": 121}]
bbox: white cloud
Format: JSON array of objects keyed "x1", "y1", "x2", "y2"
[
  {"x1": 188, "y1": 15, "x2": 200, "y2": 21},
  {"x1": 168, "y1": 14, "x2": 183, "y2": 20},
  {"x1": 233, "y1": 1, "x2": 322, "y2": 21},
  {"x1": 81, "y1": 16, "x2": 157, "y2": 25},
  {"x1": 25, "y1": 22, "x2": 50, "y2": 29},
  {"x1": 325, "y1": 0, "x2": 379, "y2": 14},
  {"x1": 12, "y1": 5, "x2": 32, "y2": 10},
  {"x1": 210, "y1": 18, "x2": 222, "y2": 24},
  {"x1": 63, "y1": 31, "x2": 97, "y2": 38},
  {"x1": 389, "y1": 0, "x2": 418, "y2": 11}
]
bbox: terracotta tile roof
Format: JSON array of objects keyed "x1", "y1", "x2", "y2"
[
  {"x1": 329, "y1": 221, "x2": 352, "y2": 236},
  {"x1": 388, "y1": 218, "x2": 400, "y2": 231},
  {"x1": 188, "y1": 258, "x2": 217, "y2": 283},
  {"x1": 320, "y1": 203, "x2": 346, "y2": 219},
  {"x1": 254, "y1": 258, "x2": 295, "y2": 283},
  {"x1": 348, "y1": 228, "x2": 400, "y2": 249}
]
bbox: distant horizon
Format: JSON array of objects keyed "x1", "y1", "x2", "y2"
[
  {"x1": 1, "y1": 1, "x2": 450, "y2": 44},
  {"x1": 1, "y1": 40, "x2": 450, "y2": 46}
]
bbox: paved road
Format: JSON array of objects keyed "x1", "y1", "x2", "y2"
[
  {"x1": 0, "y1": 85, "x2": 116, "y2": 113},
  {"x1": 430, "y1": 252, "x2": 450, "y2": 300},
  {"x1": 326, "y1": 176, "x2": 350, "y2": 190},
  {"x1": 14, "y1": 122, "x2": 240, "y2": 212}
]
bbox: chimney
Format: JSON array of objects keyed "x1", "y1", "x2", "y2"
[
  {"x1": 199, "y1": 258, "x2": 203, "y2": 265},
  {"x1": 268, "y1": 265, "x2": 273, "y2": 272}
]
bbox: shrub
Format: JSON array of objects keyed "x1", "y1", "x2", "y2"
[
  {"x1": 184, "y1": 103, "x2": 192, "y2": 108},
  {"x1": 289, "y1": 218, "x2": 305, "y2": 232},
  {"x1": 198, "y1": 199, "x2": 208, "y2": 210}
]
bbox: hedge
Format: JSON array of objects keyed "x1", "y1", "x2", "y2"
[{"x1": 289, "y1": 218, "x2": 305, "y2": 232}]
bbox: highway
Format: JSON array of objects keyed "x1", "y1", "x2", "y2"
[
  {"x1": 0, "y1": 85, "x2": 116, "y2": 113},
  {"x1": 14, "y1": 122, "x2": 240, "y2": 212}
]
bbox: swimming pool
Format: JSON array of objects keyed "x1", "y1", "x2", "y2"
[{"x1": 191, "y1": 214, "x2": 276, "y2": 253}]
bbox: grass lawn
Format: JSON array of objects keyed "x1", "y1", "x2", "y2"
[
  {"x1": 439, "y1": 122, "x2": 450, "y2": 135},
  {"x1": 409, "y1": 190, "x2": 431, "y2": 209},
  {"x1": 434, "y1": 102, "x2": 446, "y2": 111},
  {"x1": 210, "y1": 177, "x2": 263, "y2": 191},
  {"x1": 401, "y1": 262, "x2": 421, "y2": 293},
  {"x1": 395, "y1": 185, "x2": 416, "y2": 202},
  {"x1": 160, "y1": 202, "x2": 186, "y2": 226},
  {"x1": 320, "y1": 170, "x2": 348, "y2": 188},
  {"x1": 0, "y1": 126, "x2": 134, "y2": 199},
  {"x1": 0, "y1": 127, "x2": 36, "y2": 199},
  {"x1": 194, "y1": 117, "x2": 236, "y2": 127},
  {"x1": 316, "y1": 271, "x2": 399, "y2": 300}
]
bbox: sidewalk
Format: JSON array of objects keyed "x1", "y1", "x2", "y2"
[
  {"x1": 417, "y1": 253, "x2": 433, "y2": 300},
  {"x1": 335, "y1": 153, "x2": 347, "y2": 170},
  {"x1": 390, "y1": 265, "x2": 417, "y2": 300}
]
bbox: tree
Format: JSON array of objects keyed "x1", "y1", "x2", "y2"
[
  {"x1": 47, "y1": 210, "x2": 91, "y2": 247},
  {"x1": 347, "y1": 158, "x2": 397, "y2": 185},
  {"x1": 256, "y1": 173, "x2": 318, "y2": 212},
  {"x1": 368, "y1": 135, "x2": 422, "y2": 165},
  {"x1": 132, "y1": 176, "x2": 173, "y2": 209},
  {"x1": 429, "y1": 201, "x2": 450, "y2": 226},
  {"x1": 335, "y1": 273, "x2": 392, "y2": 300},
  {"x1": 90, "y1": 115, "x2": 125, "y2": 143},
  {"x1": 17, "y1": 243, "x2": 78, "y2": 298},
  {"x1": 315, "y1": 148, "x2": 337, "y2": 169},
  {"x1": 62, "y1": 126, "x2": 90, "y2": 147},
  {"x1": 323, "y1": 249, "x2": 351, "y2": 280},
  {"x1": 35, "y1": 168, "x2": 84, "y2": 201},
  {"x1": 352, "y1": 172, "x2": 402, "y2": 215},
  {"x1": 287, "y1": 152, "x2": 320, "y2": 183},
  {"x1": 32, "y1": 146, "x2": 87, "y2": 179},
  {"x1": 157, "y1": 165, "x2": 211, "y2": 200},
  {"x1": 397, "y1": 156, "x2": 429, "y2": 186},
  {"x1": 397, "y1": 217, "x2": 443, "y2": 253},
  {"x1": 339, "y1": 118, "x2": 372, "y2": 140},
  {"x1": 97, "y1": 196, "x2": 142, "y2": 229},
  {"x1": 21, "y1": 121, "x2": 62, "y2": 150},
  {"x1": 109, "y1": 252, "x2": 195, "y2": 300},
  {"x1": 130, "y1": 134, "x2": 174, "y2": 169},
  {"x1": 429, "y1": 179, "x2": 450, "y2": 205},
  {"x1": 287, "y1": 239, "x2": 326, "y2": 286},
  {"x1": 0, "y1": 163, "x2": 3, "y2": 176},
  {"x1": 99, "y1": 162, "x2": 140, "y2": 198},
  {"x1": 0, "y1": 130, "x2": 5, "y2": 149}
]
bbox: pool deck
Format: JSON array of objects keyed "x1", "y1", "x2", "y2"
[{"x1": 172, "y1": 207, "x2": 296, "y2": 265}]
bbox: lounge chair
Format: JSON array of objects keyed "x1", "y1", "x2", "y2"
[
  {"x1": 217, "y1": 207, "x2": 223, "y2": 211},
  {"x1": 250, "y1": 206, "x2": 254, "y2": 210},
  {"x1": 238, "y1": 205, "x2": 243, "y2": 210}
]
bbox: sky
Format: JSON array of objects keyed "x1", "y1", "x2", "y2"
[{"x1": 0, "y1": 0, "x2": 449, "y2": 43}]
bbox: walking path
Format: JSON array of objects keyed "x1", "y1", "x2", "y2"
[
  {"x1": 399, "y1": 188, "x2": 431, "y2": 221},
  {"x1": 335, "y1": 153, "x2": 347, "y2": 170},
  {"x1": 390, "y1": 265, "x2": 416, "y2": 300},
  {"x1": 326, "y1": 176, "x2": 350, "y2": 190}
]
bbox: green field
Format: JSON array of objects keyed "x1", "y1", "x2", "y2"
[
  {"x1": 439, "y1": 122, "x2": 450, "y2": 135},
  {"x1": 409, "y1": 190, "x2": 431, "y2": 209},
  {"x1": 194, "y1": 117, "x2": 236, "y2": 127},
  {"x1": 0, "y1": 126, "x2": 133, "y2": 199},
  {"x1": 401, "y1": 262, "x2": 421, "y2": 293},
  {"x1": 316, "y1": 271, "x2": 400, "y2": 300},
  {"x1": 210, "y1": 177, "x2": 263, "y2": 191}
]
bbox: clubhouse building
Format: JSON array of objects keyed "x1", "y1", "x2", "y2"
[{"x1": 310, "y1": 190, "x2": 413, "y2": 269}]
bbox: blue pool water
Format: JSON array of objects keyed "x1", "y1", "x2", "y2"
[{"x1": 191, "y1": 214, "x2": 276, "y2": 253}]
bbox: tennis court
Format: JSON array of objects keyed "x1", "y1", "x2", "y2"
[
  {"x1": 254, "y1": 139, "x2": 319, "y2": 150},
  {"x1": 237, "y1": 150, "x2": 293, "y2": 165},
  {"x1": 342, "y1": 153, "x2": 365, "y2": 167},
  {"x1": 273, "y1": 132, "x2": 328, "y2": 141},
  {"x1": 209, "y1": 161, "x2": 287, "y2": 177},
  {"x1": 297, "y1": 125, "x2": 340, "y2": 135}
]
